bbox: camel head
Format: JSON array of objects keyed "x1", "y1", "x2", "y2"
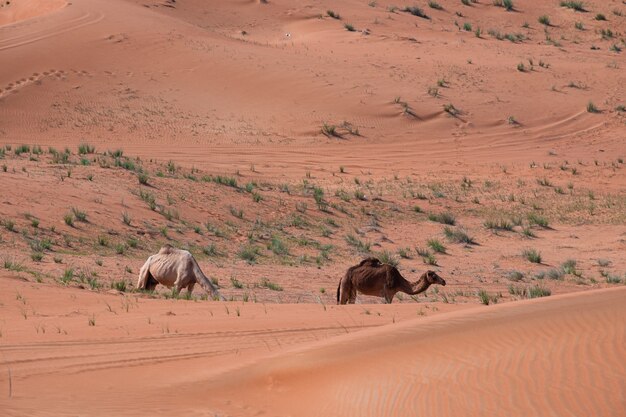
[{"x1": 425, "y1": 270, "x2": 446, "y2": 286}]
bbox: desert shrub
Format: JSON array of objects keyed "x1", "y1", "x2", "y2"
[
  {"x1": 403, "y1": 6, "x2": 429, "y2": 19},
  {"x1": 259, "y1": 278, "x2": 283, "y2": 291},
  {"x1": 427, "y1": 238, "x2": 446, "y2": 253},
  {"x1": 477, "y1": 289, "x2": 490, "y2": 305},
  {"x1": 269, "y1": 236, "x2": 289, "y2": 256},
  {"x1": 60, "y1": 268, "x2": 74, "y2": 285},
  {"x1": 546, "y1": 268, "x2": 564, "y2": 280},
  {"x1": 71, "y1": 207, "x2": 87, "y2": 222},
  {"x1": 484, "y1": 218, "x2": 513, "y2": 231},
  {"x1": 527, "y1": 213, "x2": 549, "y2": 228},
  {"x1": 378, "y1": 250, "x2": 399, "y2": 267},
  {"x1": 587, "y1": 101, "x2": 599, "y2": 113},
  {"x1": 202, "y1": 244, "x2": 219, "y2": 257},
  {"x1": 522, "y1": 248, "x2": 542, "y2": 263},
  {"x1": 443, "y1": 226, "x2": 475, "y2": 244},
  {"x1": 538, "y1": 15, "x2": 550, "y2": 25},
  {"x1": 327, "y1": 10, "x2": 340, "y2": 19},
  {"x1": 428, "y1": 1, "x2": 442, "y2": 10},
  {"x1": 507, "y1": 271, "x2": 524, "y2": 282},
  {"x1": 111, "y1": 280, "x2": 127, "y2": 292},
  {"x1": 238, "y1": 244, "x2": 261, "y2": 263},
  {"x1": 528, "y1": 285, "x2": 551, "y2": 298},
  {"x1": 345, "y1": 234, "x2": 371, "y2": 253},
  {"x1": 428, "y1": 212, "x2": 455, "y2": 225},
  {"x1": 137, "y1": 172, "x2": 149, "y2": 185},
  {"x1": 78, "y1": 143, "x2": 95, "y2": 154},
  {"x1": 561, "y1": 259, "x2": 577, "y2": 275}
]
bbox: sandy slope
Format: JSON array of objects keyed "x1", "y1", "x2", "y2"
[
  {"x1": 202, "y1": 287, "x2": 626, "y2": 417},
  {"x1": 1, "y1": 276, "x2": 623, "y2": 416}
]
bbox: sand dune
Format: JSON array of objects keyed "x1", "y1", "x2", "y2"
[
  {"x1": 195, "y1": 287, "x2": 626, "y2": 417},
  {"x1": 1, "y1": 279, "x2": 623, "y2": 416}
]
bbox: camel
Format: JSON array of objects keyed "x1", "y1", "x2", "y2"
[
  {"x1": 337, "y1": 257, "x2": 446, "y2": 304},
  {"x1": 137, "y1": 244, "x2": 224, "y2": 300}
]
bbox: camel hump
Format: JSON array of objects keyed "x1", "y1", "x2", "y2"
[
  {"x1": 359, "y1": 257, "x2": 382, "y2": 267},
  {"x1": 158, "y1": 244, "x2": 175, "y2": 254}
]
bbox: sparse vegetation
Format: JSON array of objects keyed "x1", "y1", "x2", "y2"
[
  {"x1": 378, "y1": 250, "x2": 399, "y2": 267},
  {"x1": 428, "y1": 212, "x2": 455, "y2": 225},
  {"x1": 345, "y1": 234, "x2": 371, "y2": 253},
  {"x1": 427, "y1": 238, "x2": 446, "y2": 253},
  {"x1": 403, "y1": 6, "x2": 429, "y2": 19},
  {"x1": 522, "y1": 248, "x2": 542, "y2": 263},
  {"x1": 71, "y1": 207, "x2": 87, "y2": 222},
  {"x1": 538, "y1": 15, "x2": 550, "y2": 26},
  {"x1": 326, "y1": 10, "x2": 340, "y2": 19},
  {"x1": 484, "y1": 217, "x2": 513, "y2": 231},
  {"x1": 259, "y1": 277, "x2": 283, "y2": 291},
  {"x1": 443, "y1": 226, "x2": 475, "y2": 244},
  {"x1": 527, "y1": 213, "x2": 549, "y2": 228},
  {"x1": 477, "y1": 289, "x2": 490, "y2": 305},
  {"x1": 560, "y1": 1, "x2": 585, "y2": 12},
  {"x1": 587, "y1": 101, "x2": 600, "y2": 113},
  {"x1": 428, "y1": 1, "x2": 443, "y2": 10},
  {"x1": 238, "y1": 244, "x2": 261, "y2": 263}
]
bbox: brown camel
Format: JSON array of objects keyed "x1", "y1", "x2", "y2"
[
  {"x1": 337, "y1": 257, "x2": 446, "y2": 304},
  {"x1": 137, "y1": 244, "x2": 224, "y2": 300}
]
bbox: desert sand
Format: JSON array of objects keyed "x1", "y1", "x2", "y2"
[{"x1": 1, "y1": 0, "x2": 625, "y2": 415}]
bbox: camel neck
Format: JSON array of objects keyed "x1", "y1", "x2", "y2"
[{"x1": 410, "y1": 276, "x2": 431, "y2": 295}]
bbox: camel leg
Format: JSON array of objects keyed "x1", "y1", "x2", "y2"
[
  {"x1": 187, "y1": 282, "x2": 195, "y2": 296},
  {"x1": 383, "y1": 288, "x2": 395, "y2": 304},
  {"x1": 173, "y1": 277, "x2": 185, "y2": 296},
  {"x1": 339, "y1": 277, "x2": 352, "y2": 305},
  {"x1": 348, "y1": 286, "x2": 357, "y2": 304}
]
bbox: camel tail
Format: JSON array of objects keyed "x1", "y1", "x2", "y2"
[
  {"x1": 193, "y1": 261, "x2": 225, "y2": 301},
  {"x1": 137, "y1": 257, "x2": 152, "y2": 289},
  {"x1": 337, "y1": 267, "x2": 353, "y2": 305}
]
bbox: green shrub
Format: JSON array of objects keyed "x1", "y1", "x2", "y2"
[
  {"x1": 345, "y1": 234, "x2": 371, "y2": 253},
  {"x1": 78, "y1": 143, "x2": 95, "y2": 154},
  {"x1": 137, "y1": 172, "x2": 149, "y2": 185},
  {"x1": 477, "y1": 289, "x2": 490, "y2": 305},
  {"x1": 528, "y1": 285, "x2": 551, "y2": 298},
  {"x1": 560, "y1": 1, "x2": 585, "y2": 11},
  {"x1": 522, "y1": 248, "x2": 542, "y2": 263},
  {"x1": 427, "y1": 238, "x2": 446, "y2": 253},
  {"x1": 403, "y1": 6, "x2": 429, "y2": 19},
  {"x1": 269, "y1": 236, "x2": 289, "y2": 256},
  {"x1": 428, "y1": 212, "x2": 456, "y2": 225},
  {"x1": 378, "y1": 250, "x2": 399, "y2": 267},
  {"x1": 259, "y1": 277, "x2": 283, "y2": 291},
  {"x1": 71, "y1": 207, "x2": 87, "y2": 222},
  {"x1": 428, "y1": 1, "x2": 443, "y2": 10},
  {"x1": 238, "y1": 244, "x2": 261, "y2": 263},
  {"x1": 587, "y1": 101, "x2": 599, "y2": 113},
  {"x1": 327, "y1": 10, "x2": 341, "y2": 19},
  {"x1": 443, "y1": 226, "x2": 475, "y2": 244}
]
